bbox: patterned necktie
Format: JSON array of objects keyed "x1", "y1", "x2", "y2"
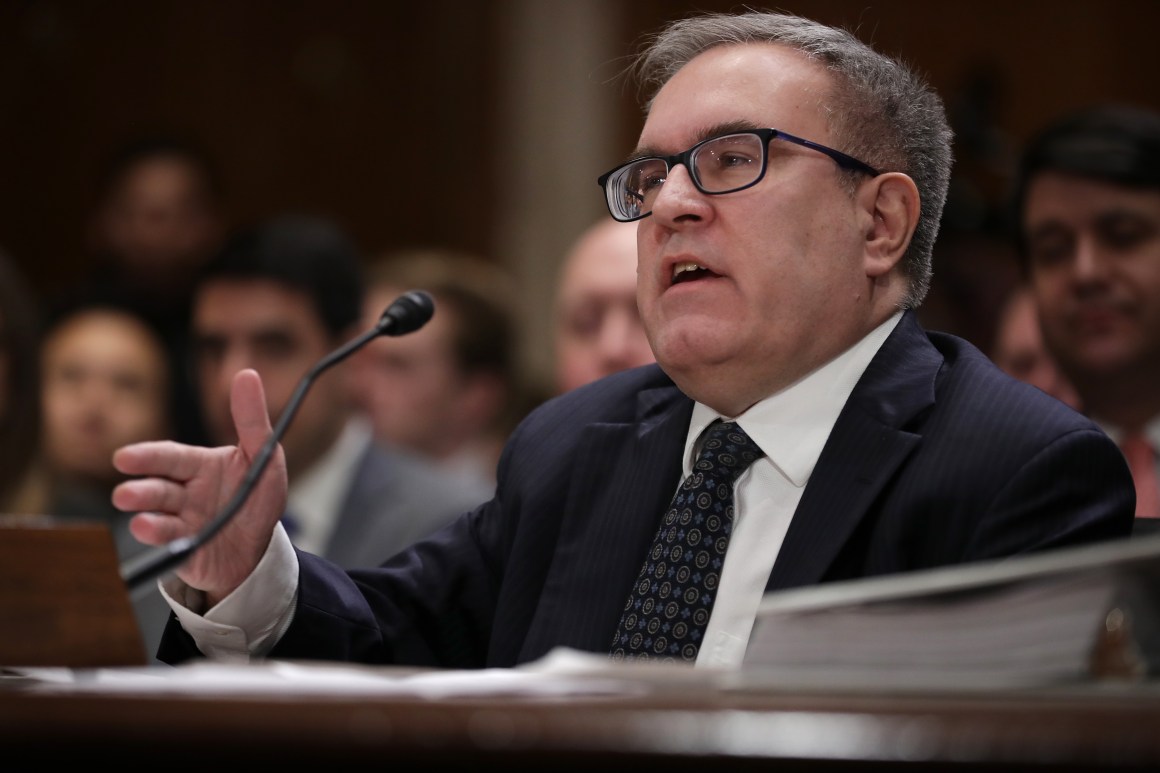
[
  {"x1": 1121, "y1": 433, "x2": 1160, "y2": 518},
  {"x1": 610, "y1": 420, "x2": 765, "y2": 663}
]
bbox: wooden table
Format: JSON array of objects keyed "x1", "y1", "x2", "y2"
[{"x1": 4, "y1": 665, "x2": 1160, "y2": 770}]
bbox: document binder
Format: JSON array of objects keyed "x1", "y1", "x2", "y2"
[{"x1": 745, "y1": 533, "x2": 1160, "y2": 688}]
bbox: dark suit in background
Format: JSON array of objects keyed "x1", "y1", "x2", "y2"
[{"x1": 319, "y1": 435, "x2": 490, "y2": 569}]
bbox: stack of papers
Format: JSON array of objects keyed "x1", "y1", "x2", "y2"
[
  {"x1": 744, "y1": 534, "x2": 1160, "y2": 690},
  {"x1": 5, "y1": 648, "x2": 721, "y2": 699}
]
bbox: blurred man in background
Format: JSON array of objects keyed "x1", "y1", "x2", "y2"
[
  {"x1": 190, "y1": 216, "x2": 486, "y2": 566},
  {"x1": 989, "y1": 284, "x2": 1082, "y2": 411},
  {"x1": 63, "y1": 136, "x2": 229, "y2": 445},
  {"x1": 85, "y1": 137, "x2": 226, "y2": 303},
  {"x1": 349, "y1": 249, "x2": 524, "y2": 493},
  {"x1": 1014, "y1": 104, "x2": 1160, "y2": 528},
  {"x1": 553, "y1": 217, "x2": 655, "y2": 394}
]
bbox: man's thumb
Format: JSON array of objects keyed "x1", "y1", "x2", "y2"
[{"x1": 230, "y1": 369, "x2": 274, "y2": 457}]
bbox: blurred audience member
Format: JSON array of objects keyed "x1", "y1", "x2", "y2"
[
  {"x1": 40, "y1": 300, "x2": 173, "y2": 661},
  {"x1": 990, "y1": 285, "x2": 1082, "y2": 411},
  {"x1": 85, "y1": 135, "x2": 226, "y2": 304},
  {"x1": 553, "y1": 217, "x2": 654, "y2": 394},
  {"x1": 0, "y1": 249, "x2": 48, "y2": 514},
  {"x1": 1013, "y1": 104, "x2": 1160, "y2": 527},
  {"x1": 41, "y1": 302, "x2": 172, "y2": 518},
  {"x1": 60, "y1": 135, "x2": 228, "y2": 446},
  {"x1": 350, "y1": 249, "x2": 524, "y2": 493},
  {"x1": 191, "y1": 216, "x2": 485, "y2": 566}
]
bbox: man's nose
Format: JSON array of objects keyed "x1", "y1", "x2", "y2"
[
  {"x1": 649, "y1": 163, "x2": 710, "y2": 223},
  {"x1": 1071, "y1": 235, "x2": 1108, "y2": 281}
]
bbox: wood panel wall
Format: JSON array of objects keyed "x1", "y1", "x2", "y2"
[{"x1": 0, "y1": 0, "x2": 1157, "y2": 368}]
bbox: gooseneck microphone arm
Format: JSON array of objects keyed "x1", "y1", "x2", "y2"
[{"x1": 120, "y1": 290, "x2": 436, "y2": 591}]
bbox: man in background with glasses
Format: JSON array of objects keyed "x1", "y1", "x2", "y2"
[{"x1": 114, "y1": 9, "x2": 1133, "y2": 670}]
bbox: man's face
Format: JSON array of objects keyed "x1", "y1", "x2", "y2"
[
  {"x1": 97, "y1": 157, "x2": 221, "y2": 282},
  {"x1": 992, "y1": 289, "x2": 1082, "y2": 411},
  {"x1": 192, "y1": 279, "x2": 348, "y2": 475},
  {"x1": 349, "y1": 283, "x2": 468, "y2": 458},
  {"x1": 634, "y1": 43, "x2": 874, "y2": 416},
  {"x1": 1023, "y1": 172, "x2": 1160, "y2": 392},
  {"x1": 554, "y1": 221, "x2": 655, "y2": 394},
  {"x1": 42, "y1": 310, "x2": 170, "y2": 485}
]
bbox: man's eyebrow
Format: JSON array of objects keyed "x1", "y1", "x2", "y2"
[
  {"x1": 1025, "y1": 220, "x2": 1068, "y2": 243},
  {"x1": 1095, "y1": 207, "x2": 1160, "y2": 227},
  {"x1": 253, "y1": 328, "x2": 298, "y2": 345},
  {"x1": 629, "y1": 120, "x2": 762, "y2": 160}
]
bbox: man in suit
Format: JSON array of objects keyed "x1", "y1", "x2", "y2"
[
  {"x1": 184, "y1": 214, "x2": 488, "y2": 569},
  {"x1": 114, "y1": 10, "x2": 1133, "y2": 669},
  {"x1": 349, "y1": 248, "x2": 526, "y2": 495},
  {"x1": 1011, "y1": 105, "x2": 1160, "y2": 533}
]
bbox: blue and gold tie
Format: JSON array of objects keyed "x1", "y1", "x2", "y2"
[{"x1": 610, "y1": 420, "x2": 764, "y2": 662}]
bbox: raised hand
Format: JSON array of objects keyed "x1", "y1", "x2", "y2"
[{"x1": 112, "y1": 369, "x2": 289, "y2": 607}]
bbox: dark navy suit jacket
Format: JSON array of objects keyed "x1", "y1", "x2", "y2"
[{"x1": 160, "y1": 311, "x2": 1135, "y2": 667}]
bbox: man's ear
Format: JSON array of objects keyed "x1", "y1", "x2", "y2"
[{"x1": 859, "y1": 172, "x2": 920, "y2": 278}]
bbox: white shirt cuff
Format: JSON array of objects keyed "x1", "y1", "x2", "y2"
[{"x1": 159, "y1": 523, "x2": 299, "y2": 661}]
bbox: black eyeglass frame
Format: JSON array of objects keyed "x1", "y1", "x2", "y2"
[{"x1": 597, "y1": 127, "x2": 882, "y2": 223}]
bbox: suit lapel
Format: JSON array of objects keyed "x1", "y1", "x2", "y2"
[
  {"x1": 519, "y1": 384, "x2": 693, "y2": 658},
  {"x1": 766, "y1": 311, "x2": 943, "y2": 591},
  {"x1": 520, "y1": 313, "x2": 945, "y2": 652}
]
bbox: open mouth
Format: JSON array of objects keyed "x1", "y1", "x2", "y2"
[{"x1": 671, "y1": 261, "x2": 718, "y2": 285}]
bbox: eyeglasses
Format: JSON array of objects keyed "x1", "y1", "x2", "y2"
[{"x1": 597, "y1": 128, "x2": 881, "y2": 223}]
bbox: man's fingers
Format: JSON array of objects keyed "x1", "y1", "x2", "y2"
[
  {"x1": 113, "y1": 440, "x2": 217, "y2": 482},
  {"x1": 112, "y1": 476, "x2": 192, "y2": 515},
  {"x1": 127, "y1": 511, "x2": 192, "y2": 548},
  {"x1": 231, "y1": 368, "x2": 276, "y2": 460}
]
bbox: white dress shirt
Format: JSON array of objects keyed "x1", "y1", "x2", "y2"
[
  {"x1": 693, "y1": 311, "x2": 901, "y2": 667},
  {"x1": 163, "y1": 313, "x2": 903, "y2": 666}
]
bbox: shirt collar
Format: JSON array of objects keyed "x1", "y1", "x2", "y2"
[{"x1": 686, "y1": 311, "x2": 903, "y2": 487}]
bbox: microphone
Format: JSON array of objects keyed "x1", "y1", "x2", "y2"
[{"x1": 120, "y1": 290, "x2": 436, "y2": 590}]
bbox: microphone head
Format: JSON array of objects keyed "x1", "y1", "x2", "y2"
[{"x1": 377, "y1": 290, "x2": 435, "y2": 336}]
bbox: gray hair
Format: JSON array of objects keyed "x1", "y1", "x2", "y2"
[{"x1": 630, "y1": 10, "x2": 953, "y2": 308}]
